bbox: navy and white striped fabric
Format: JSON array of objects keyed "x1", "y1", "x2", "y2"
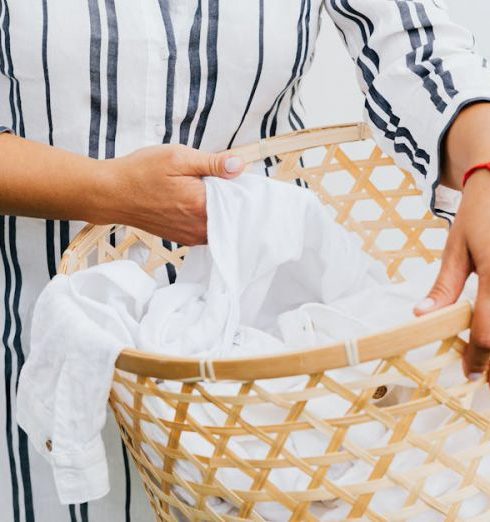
[{"x1": 1, "y1": 1, "x2": 489, "y2": 521}]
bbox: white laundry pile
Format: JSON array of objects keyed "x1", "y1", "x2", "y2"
[{"x1": 16, "y1": 174, "x2": 485, "y2": 520}]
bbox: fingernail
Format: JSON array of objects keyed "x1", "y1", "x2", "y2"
[
  {"x1": 469, "y1": 372, "x2": 483, "y2": 382},
  {"x1": 415, "y1": 297, "x2": 436, "y2": 312},
  {"x1": 224, "y1": 156, "x2": 243, "y2": 174}
]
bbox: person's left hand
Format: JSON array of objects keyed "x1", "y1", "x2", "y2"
[{"x1": 414, "y1": 170, "x2": 490, "y2": 383}]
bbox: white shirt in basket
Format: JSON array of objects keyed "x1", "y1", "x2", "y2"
[{"x1": 1, "y1": 1, "x2": 490, "y2": 521}]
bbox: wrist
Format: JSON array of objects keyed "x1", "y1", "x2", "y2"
[
  {"x1": 463, "y1": 167, "x2": 490, "y2": 191},
  {"x1": 462, "y1": 162, "x2": 490, "y2": 189},
  {"x1": 443, "y1": 102, "x2": 490, "y2": 190},
  {"x1": 82, "y1": 158, "x2": 123, "y2": 225}
]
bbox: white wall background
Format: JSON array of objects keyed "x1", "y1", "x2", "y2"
[{"x1": 303, "y1": 1, "x2": 490, "y2": 126}]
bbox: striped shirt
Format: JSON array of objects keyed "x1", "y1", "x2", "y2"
[{"x1": 1, "y1": 1, "x2": 489, "y2": 521}]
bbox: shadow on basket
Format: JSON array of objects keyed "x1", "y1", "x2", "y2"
[{"x1": 59, "y1": 123, "x2": 490, "y2": 522}]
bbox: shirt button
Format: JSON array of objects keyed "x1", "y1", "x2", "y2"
[
  {"x1": 45, "y1": 439, "x2": 53, "y2": 452},
  {"x1": 372, "y1": 386, "x2": 388, "y2": 400},
  {"x1": 155, "y1": 124, "x2": 165, "y2": 137}
]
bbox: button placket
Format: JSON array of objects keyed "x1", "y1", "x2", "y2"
[
  {"x1": 141, "y1": 1, "x2": 170, "y2": 144},
  {"x1": 172, "y1": 2, "x2": 200, "y2": 126},
  {"x1": 154, "y1": 124, "x2": 165, "y2": 137},
  {"x1": 160, "y1": 47, "x2": 170, "y2": 61}
]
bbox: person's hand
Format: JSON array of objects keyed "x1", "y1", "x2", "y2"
[
  {"x1": 97, "y1": 144, "x2": 244, "y2": 245},
  {"x1": 414, "y1": 172, "x2": 490, "y2": 382}
]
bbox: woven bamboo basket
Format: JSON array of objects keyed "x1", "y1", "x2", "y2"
[{"x1": 58, "y1": 123, "x2": 490, "y2": 522}]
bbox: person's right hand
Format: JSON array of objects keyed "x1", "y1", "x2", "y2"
[{"x1": 97, "y1": 144, "x2": 244, "y2": 245}]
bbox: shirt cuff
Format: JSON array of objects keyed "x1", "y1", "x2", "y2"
[
  {"x1": 0, "y1": 125, "x2": 15, "y2": 135},
  {"x1": 16, "y1": 374, "x2": 110, "y2": 505},
  {"x1": 430, "y1": 94, "x2": 490, "y2": 222},
  {"x1": 51, "y1": 436, "x2": 110, "y2": 505},
  {"x1": 16, "y1": 375, "x2": 54, "y2": 461}
]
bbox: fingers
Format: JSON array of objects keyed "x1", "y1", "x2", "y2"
[
  {"x1": 414, "y1": 221, "x2": 472, "y2": 316},
  {"x1": 413, "y1": 261, "x2": 468, "y2": 315},
  {"x1": 464, "y1": 274, "x2": 490, "y2": 380},
  {"x1": 173, "y1": 145, "x2": 245, "y2": 179}
]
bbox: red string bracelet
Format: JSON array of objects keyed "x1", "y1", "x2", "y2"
[{"x1": 462, "y1": 162, "x2": 490, "y2": 188}]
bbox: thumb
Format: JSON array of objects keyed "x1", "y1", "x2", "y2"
[
  {"x1": 183, "y1": 148, "x2": 245, "y2": 179},
  {"x1": 414, "y1": 227, "x2": 471, "y2": 316}
]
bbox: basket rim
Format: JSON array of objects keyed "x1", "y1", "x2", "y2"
[{"x1": 113, "y1": 301, "x2": 471, "y2": 381}]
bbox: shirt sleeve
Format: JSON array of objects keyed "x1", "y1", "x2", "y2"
[{"x1": 323, "y1": 0, "x2": 490, "y2": 219}]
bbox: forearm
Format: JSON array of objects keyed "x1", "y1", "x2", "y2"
[
  {"x1": 0, "y1": 133, "x2": 110, "y2": 222},
  {"x1": 442, "y1": 103, "x2": 490, "y2": 191}
]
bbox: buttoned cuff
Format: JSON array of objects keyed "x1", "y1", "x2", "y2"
[
  {"x1": 52, "y1": 439, "x2": 110, "y2": 505},
  {"x1": 16, "y1": 375, "x2": 110, "y2": 505}
]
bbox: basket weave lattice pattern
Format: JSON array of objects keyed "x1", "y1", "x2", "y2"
[{"x1": 59, "y1": 125, "x2": 488, "y2": 521}]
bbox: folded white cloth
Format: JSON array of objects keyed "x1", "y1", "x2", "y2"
[{"x1": 16, "y1": 173, "x2": 483, "y2": 519}]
